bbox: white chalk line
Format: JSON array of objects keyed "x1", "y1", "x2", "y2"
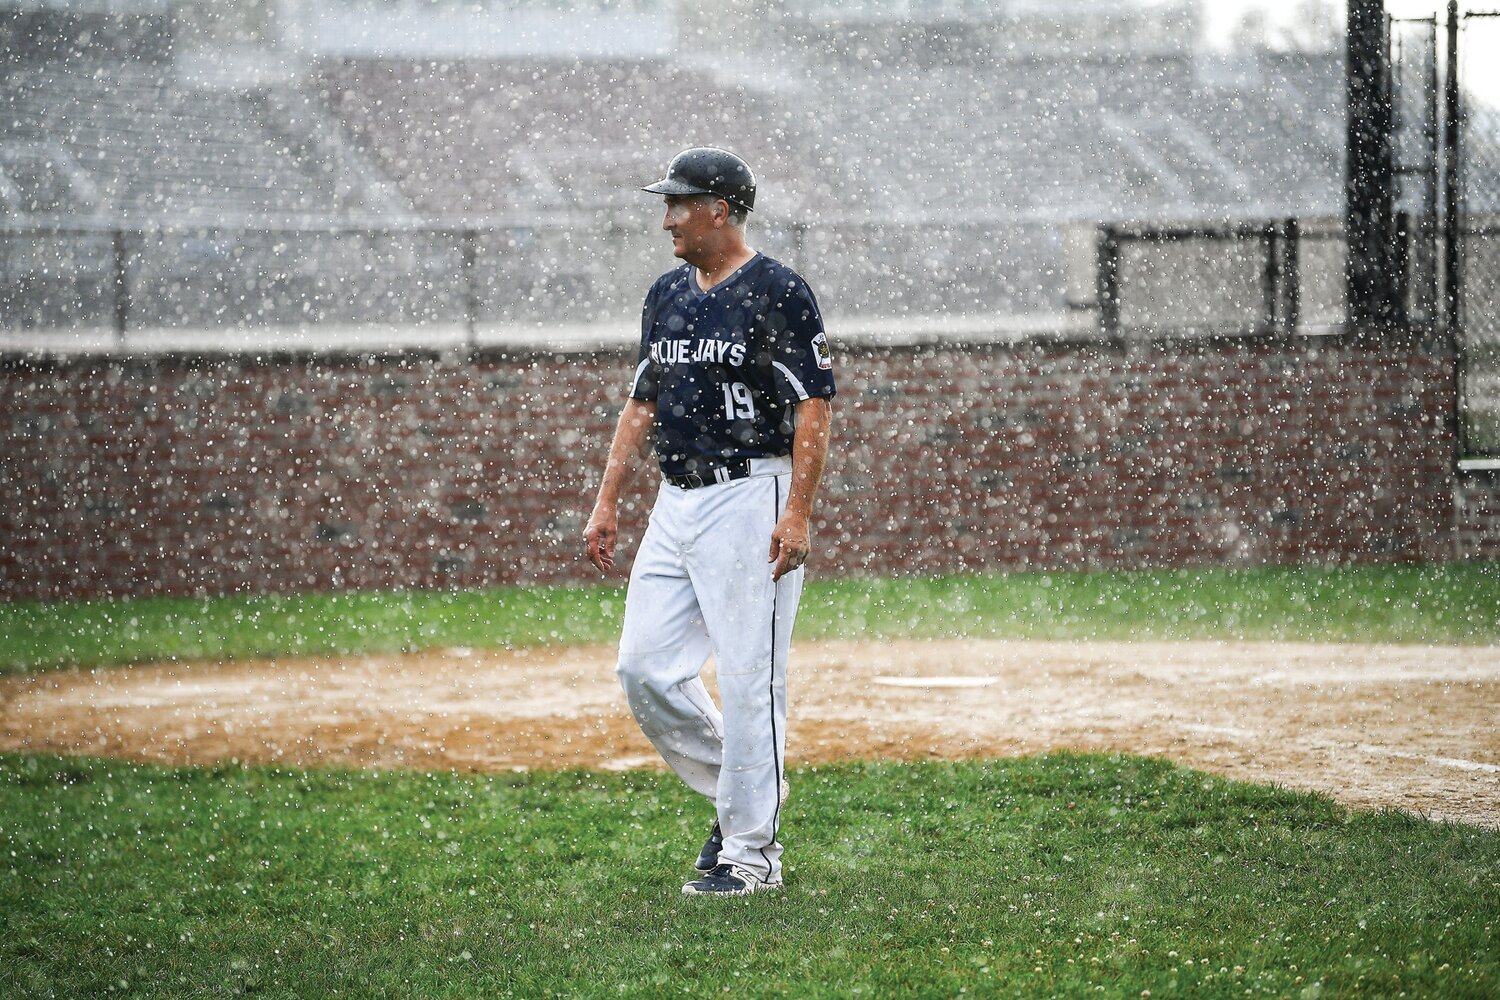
[
  {"x1": 1184, "y1": 724, "x2": 1500, "y2": 774},
  {"x1": 873, "y1": 676, "x2": 1000, "y2": 689}
]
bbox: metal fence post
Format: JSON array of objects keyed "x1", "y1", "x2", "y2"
[
  {"x1": 1262, "y1": 222, "x2": 1280, "y2": 335},
  {"x1": 1442, "y1": 0, "x2": 1461, "y2": 336},
  {"x1": 1393, "y1": 209, "x2": 1413, "y2": 328},
  {"x1": 111, "y1": 227, "x2": 129, "y2": 348},
  {"x1": 1097, "y1": 225, "x2": 1121, "y2": 340},
  {"x1": 1283, "y1": 217, "x2": 1300, "y2": 334},
  {"x1": 1347, "y1": 0, "x2": 1399, "y2": 330}
]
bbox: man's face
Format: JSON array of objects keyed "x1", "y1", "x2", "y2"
[{"x1": 662, "y1": 195, "x2": 724, "y2": 261}]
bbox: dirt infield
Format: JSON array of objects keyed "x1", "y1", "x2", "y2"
[{"x1": 2, "y1": 639, "x2": 1496, "y2": 827}]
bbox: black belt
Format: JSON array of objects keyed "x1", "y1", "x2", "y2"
[{"x1": 666, "y1": 459, "x2": 752, "y2": 490}]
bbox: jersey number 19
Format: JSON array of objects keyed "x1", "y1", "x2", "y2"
[{"x1": 723, "y1": 382, "x2": 756, "y2": 420}]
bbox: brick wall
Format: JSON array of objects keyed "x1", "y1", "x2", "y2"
[{"x1": 1, "y1": 331, "x2": 1490, "y2": 602}]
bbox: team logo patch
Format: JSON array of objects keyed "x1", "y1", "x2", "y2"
[{"x1": 812, "y1": 331, "x2": 833, "y2": 370}]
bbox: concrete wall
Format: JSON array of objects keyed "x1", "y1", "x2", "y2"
[{"x1": 2, "y1": 331, "x2": 1492, "y2": 602}]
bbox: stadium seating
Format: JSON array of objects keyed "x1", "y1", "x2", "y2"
[
  {"x1": 787, "y1": 52, "x2": 1344, "y2": 223},
  {"x1": 0, "y1": 60, "x2": 410, "y2": 225},
  {"x1": 302, "y1": 50, "x2": 1344, "y2": 320},
  {"x1": 0, "y1": 44, "x2": 1383, "y2": 332},
  {"x1": 313, "y1": 58, "x2": 836, "y2": 221}
]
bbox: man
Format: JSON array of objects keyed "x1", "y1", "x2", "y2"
[{"x1": 583, "y1": 147, "x2": 835, "y2": 897}]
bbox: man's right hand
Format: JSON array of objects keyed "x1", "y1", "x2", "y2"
[
  {"x1": 584, "y1": 506, "x2": 618, "y2": 573},
  {"x1": 586, "y1": 398, "x2": 655, "y2": 574}
]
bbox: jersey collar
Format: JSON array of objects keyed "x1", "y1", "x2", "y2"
[{"x1": 689, "y1": 252, "x2": 762, "y2": 298}]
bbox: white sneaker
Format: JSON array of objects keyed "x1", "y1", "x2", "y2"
[{"x1": 682, "y1": 863, "x2": 783, "y2": 897}]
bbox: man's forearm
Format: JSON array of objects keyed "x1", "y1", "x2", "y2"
[
  {"x1": 785, "y1": 397, "x2": 832, "y2": 520},
  {"x1": 585, "y1": 398, "x2": 655, "y2": 573},
  {"x1": 595, "y1": 398, "x2": 656, "y2": 508}
]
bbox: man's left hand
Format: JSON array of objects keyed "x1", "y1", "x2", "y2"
[{"x1": 769, "y1": 511, "x2": 811, "y2": 582}]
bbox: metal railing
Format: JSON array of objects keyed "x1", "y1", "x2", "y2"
[
  {"x1": 0, "y1": 218, "x2": 1070, "y2": 349},
  {"x1": 0, "y1": 216, "x2": 1446, "y2": 345},
  {"x1": 0, "y1": 224, "x2": 634, "y2": 349},
  {"x1": 1449, "y1": 8, "x2": 1500, "y2": 458},
  {"x1": 1091, "y1": 210, "x2": 1485, "y2": 342},
  {"x1": 1094, "y1": 218, "x2": 1344, "y2": 339}
]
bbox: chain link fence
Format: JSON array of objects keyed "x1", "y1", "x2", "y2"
[
  {"x1": 0, "y1": 218, "x2": 1079, "y2": 350},
  {"x1": 1096, "y1": 218, "x2": 1345, "y2": 338},
  {"x1": 1391, "y1": 16, "x2": 1440, "y2": 329},
  {"x1": 0, "y1": 215, "x2": 1370, "y2": 348},
  {"x1": 1458, "y1": 12, "x2": 1500, "y2": 457}
]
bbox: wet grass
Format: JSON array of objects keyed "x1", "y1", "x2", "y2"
[
  {"x1": 0, "y1": 584, "x2": 625, "y2": 674},
  {"x1": 2, "y1": 562, "x2": 1498, "y2": 674},
  {"x1": 799, "y1": 562, "x2": 1500, "y2": 646},
  {"x1": 2, "y1": 752, "x2": 1495, "y2": 999}
]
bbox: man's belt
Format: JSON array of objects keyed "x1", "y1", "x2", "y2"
[{"x1": 665, "y1": 459, "x2": 753, "y2": 490}]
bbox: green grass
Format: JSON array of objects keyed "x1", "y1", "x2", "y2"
[
  {"x1": 3, "y1": 563, "x2": 1498, "y2": 674},
  {"x1": 3, "y1": 752, "x2": 1495, "y2": 998},
  {"x1": 798, "y1": 562, "x2": 1500, "y2": 646},
  {"x1": 0, "y1": 584, "x2": 627, "y2": 674}
]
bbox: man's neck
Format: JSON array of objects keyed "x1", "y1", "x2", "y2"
[{"x1": 693, "y1": 243, "x2": 756, "y2": 291}]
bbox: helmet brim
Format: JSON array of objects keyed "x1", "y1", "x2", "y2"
[
  {"x1": 643, "y1": 178, "x2": 713, "y2": 197},
  {"x1": 642, "y1": 179, "x2": 754, "y2": 211}
]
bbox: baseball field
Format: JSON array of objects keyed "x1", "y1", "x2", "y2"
[{"x1": 3, "y1": 565, "x2": 1498, "y2": 997}]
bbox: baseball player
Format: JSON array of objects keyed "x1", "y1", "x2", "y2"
[{"x1": 584, "y1": 147, "x2": 835, "y2": 897}]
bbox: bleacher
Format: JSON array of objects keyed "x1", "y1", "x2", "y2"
[
  {"x1": 298, "y1": 48, "x2": 1344, "y2": 322},
  {"x1": 785, "y1": 52, "x2": 1344, "y2": 224},
  {"x1": 0, "y1": 49, "x2": 1339, "y2": 234},
  {"x1": 0, "y1": 60, "x2": 411, "y2": 225},
  {"x1": 0, "y1": 21, "x2": 1358, "y2": 338},
  {"x1": 310, "y1": 49, "x2": 1348, "y2": 228},
  {"x1": 313, "y1": 57, "x2": 837, "y2": 222}
]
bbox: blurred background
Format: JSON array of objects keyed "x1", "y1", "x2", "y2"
[
  {"x1": 3, "y1": 0, "x2": 1499, "y2": 598},
  {"x1": 6, "y1": 1, "x2": 1355, "y2": 334},
  {"x1": 1, "y1": 2, "x2": 1492, "y2": 373}
]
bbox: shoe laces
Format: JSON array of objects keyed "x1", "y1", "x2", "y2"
[{"x1": 710, "y1": 862, "x2": 760, "y2": 884}]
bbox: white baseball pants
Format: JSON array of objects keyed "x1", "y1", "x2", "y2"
[{"x1": 616, "y1": 457, "x2": 802, "y2": 885}]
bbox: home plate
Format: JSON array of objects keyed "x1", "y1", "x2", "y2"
[
  {"x1": 873, "y1": 676, "x2": 999, "y2": 689},
  {"x1": 600, "y1": 754, "x2": 661, "y2": 771}
]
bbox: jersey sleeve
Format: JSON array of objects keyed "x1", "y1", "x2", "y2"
[
  {"x1": 629, "y1": 280, "x2": 661, "y2": 401},
  {"x1": 765, "y1": 275, "x2": 836, "y2": 407}
]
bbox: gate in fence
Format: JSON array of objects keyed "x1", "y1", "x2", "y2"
[
  {"x1": 1441, "y1": 6, "x2": 1500, "y2": 461},
  {"x1": 1092, "y1": 7, "x2": 1499, "y2": 462}
]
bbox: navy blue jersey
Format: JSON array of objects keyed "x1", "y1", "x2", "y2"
[{"x1": 629, "y1": 254, "x2": 836, "y2": 479}]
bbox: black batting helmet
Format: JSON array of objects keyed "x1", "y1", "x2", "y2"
[{"x1": 642, "y1": 147, "x2": 756, "y2": 212}]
